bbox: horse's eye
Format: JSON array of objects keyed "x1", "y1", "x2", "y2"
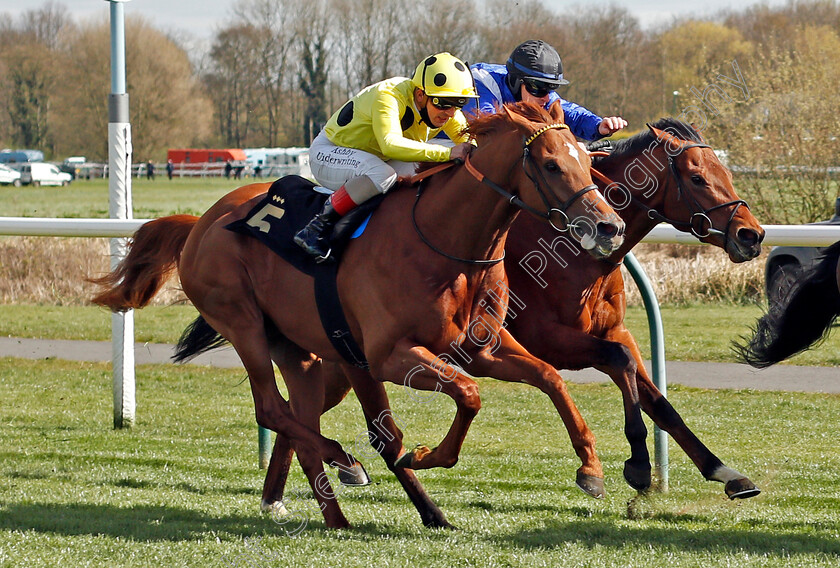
[
  {"x1": 690, "y1": 174, "x2": 705, "y2": 185},
  {"x1": 545, "y1": 162, "x2": 560, "y2": 173}
]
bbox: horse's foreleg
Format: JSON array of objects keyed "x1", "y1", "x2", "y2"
[
  {"x1": 466, "y1": 328, "x2": 605, "y2": 498},
  {"x1": 341, "y1": 366, "x2": 451, "y2": 529},
  {"x1": 612, "y1": 328, "x2": 760, "y2": 499},
  {"x1": 636, "y1": 364, "x2": 760, "y2": 498},
  {"x1": 379, "y1": 339, "x2": 482, "y2": 471},
  {"x1": 538, "y1": 326, "x2": 650, "y2": 491}
]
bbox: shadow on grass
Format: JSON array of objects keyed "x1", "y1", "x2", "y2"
[
  {"x1": 503, "y1": 513, "x2": 840, "y2": 558},
  {"x1": 0, "y1": 502, "x2": 296, "y2": 541}
]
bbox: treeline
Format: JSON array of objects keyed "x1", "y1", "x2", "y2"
[{"x1": 3, "y1": 0, "x2": 840, "y2": 222}]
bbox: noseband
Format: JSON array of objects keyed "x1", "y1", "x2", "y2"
[{"x1": 591, "y1": 125, "x2": 748, "y2": 251}]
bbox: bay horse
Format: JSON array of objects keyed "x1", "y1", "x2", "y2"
[
  {"x1": 503, "y1": 118, "x2": 765, "y2": 499},
  {"x1": 90, "y1": 102, "x2": 625, "y2": 529},
  {"x1": 735, "y1": 239, "x2": 840, "y2": 367},
  {"x1": 255, "y1": 118, "x2": 765, "y2": 517}
]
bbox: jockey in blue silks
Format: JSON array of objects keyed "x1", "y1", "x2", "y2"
[{"x1": 462, "y1": 40, "x2": 627, "y2": 141}]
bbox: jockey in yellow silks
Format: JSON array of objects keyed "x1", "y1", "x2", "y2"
[{"x1": 295, "y1": 52, "x2": 477, "y2": 261}]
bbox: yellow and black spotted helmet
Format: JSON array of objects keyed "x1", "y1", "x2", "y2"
[{"x1": 411, "y1": 52, "x2": 478, "y2": 104}]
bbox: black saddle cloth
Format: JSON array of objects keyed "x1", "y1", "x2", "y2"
[
  {"x1": 224, "y1": 175, "x2": 383, "y2": 276},
  {"x1": 224, "y1": 175, "x2": 383, "y2": 369}
]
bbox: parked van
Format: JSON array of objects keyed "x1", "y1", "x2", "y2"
[{"x1": 19, "y1": 162, "x2": 72, "y2": 187}]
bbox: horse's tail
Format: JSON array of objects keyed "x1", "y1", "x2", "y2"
[
  {"x1": 734, "y1": 240, "x2": 840, "y2": 368},
  {"x1": 89, "y1": 214, "x2": 199, "y2": 311},
  {"x1": 172, "y1": 314, "x2": 229, "y2": 363}
]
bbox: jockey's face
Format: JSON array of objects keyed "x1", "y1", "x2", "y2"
[{"x1": 426, "y1": 99, "x2": 458, "y2": 128}]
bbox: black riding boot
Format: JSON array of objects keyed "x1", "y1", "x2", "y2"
[{"x1": 294, "y1": 199, "x2": 341, "y2": 260}]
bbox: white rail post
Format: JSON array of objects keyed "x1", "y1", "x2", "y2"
[{"x1": 107, "y1": 0, "x2": 135, "y2": 429}]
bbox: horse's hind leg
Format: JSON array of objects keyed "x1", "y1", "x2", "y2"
[
  {"x1": 261, "y1": 366, "x2": 353, "y2": 513},
  {"x1": 634, "y1": 360, "x2": 759, "y2": 498},
  {"x1": 542, "y1": 327, "x2": 652, "y2": 491},
  {"x1": 341, "y1": 366, "x2": 451, "y2": 528},
  {"x1": 200, "y1": 309, "x2": 355, "y2": 529},
  {"x1": 262, "y1": 348, "x2": 361, "y2": 515}
]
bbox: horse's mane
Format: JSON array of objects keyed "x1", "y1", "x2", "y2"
[
  {"x1": 468, "y1": 101, "x2": 556, "y2": 139},
  {"x1": 411, "y1": 102, "x2": 554, "y2": 182},
  {"x1": 602, "y1": 117, "x2": 704, "y2": 164}
]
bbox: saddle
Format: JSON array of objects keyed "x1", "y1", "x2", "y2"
[{"x1": 225, "y1": 175, "x2": 384, "y2": 369}]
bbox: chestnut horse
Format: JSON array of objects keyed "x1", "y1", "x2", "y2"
[
  {"x1": 735, "y1": 239, "x2": 840, "y2": 368},
  {"x1": 90, "y1": 102, "x2": 625, "y2": 529},
  {"x1": 255, "y1": 118, "x2": 765, "y2": 517}
]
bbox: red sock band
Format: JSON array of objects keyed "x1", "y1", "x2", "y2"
[{"x1": 330, "y1": 186, "x2": 358, "y2": 216}]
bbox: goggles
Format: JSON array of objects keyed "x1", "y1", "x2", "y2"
[
  {"x1": 429, "y1": 96, "x2": 468, "y2": 110},
  {"x1": 522, "y1": 77, "x2": 561, "y2": 98}
]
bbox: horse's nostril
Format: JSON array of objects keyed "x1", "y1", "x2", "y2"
[
  {"x1": 597, "y1": 221, "x2": 619, "y2": 239},
  {"x1": 737, "y1": 228, "x2": 761, "y2": 247}
]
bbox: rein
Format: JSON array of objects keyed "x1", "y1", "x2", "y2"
[
  {"x1": 411, "y1": 121, "x2": 595, "y2": 265},
  {"x1": 463, "y1": 123, "x2": 599, "y2": 232},
  {"x1": 590, "y1": 126, "x2": 748, "y2": 252}
]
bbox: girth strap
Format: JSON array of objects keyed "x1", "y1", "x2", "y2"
[{"x1": 314, "y1": 263, "x2": 369, "y2": 370}]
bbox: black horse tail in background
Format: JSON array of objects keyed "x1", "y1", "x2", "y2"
[{"x1": 734, "y1": 240, "x2": 840, "y2": 368}]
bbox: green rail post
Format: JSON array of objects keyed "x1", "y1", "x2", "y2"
[
  {"x1": 623, "y1": 252, "x2": 668, "y2": 492},
  {"x1": 259, "y1": 426, "x2": 272, "y2": 469}
]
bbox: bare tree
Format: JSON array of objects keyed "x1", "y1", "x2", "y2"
[
  {"x1": 563, "y1": 6, "x2": 654, "y2": 126},
  {"x1": 53, "y1": 17, "x2": 213, "y2": 161},
  {"x1": 232, "y1": 0, "x2": 299, "y2": 147},
  {"x1": 297, "y1": 0, "x2": 331, "y2": 145},
  {"x1": 401, "y1": 0, "x2": 482, "y2": 69},
  {"x1": 0, "y1": 2, "x2": 74, "y2": 154},
  {"x1": 207, "y1": 23, "x2": 264, "y2": 147},
  {"x1": 477, "y1": 0, "x2": 565, "y2": 64},
  {"x1": 330, "y1": 0, "x2": 408, "y2": 95}
]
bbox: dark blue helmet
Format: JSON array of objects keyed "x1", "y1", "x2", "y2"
[{"x1": 506, "y1": 40, "x2": 569, "y2": 99}]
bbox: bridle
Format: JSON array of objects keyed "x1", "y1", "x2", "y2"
[
  {"x1": 590, "y1": 125, "x2": 748, "y2": 252},
  {"x1": 412, "y1": 122, "x2": 600, "y2": 265},
  {"x1": 463, "y1": 122, "x2": 600, "y2": 233}
]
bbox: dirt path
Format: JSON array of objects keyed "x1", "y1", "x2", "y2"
[{"x1": 1, "y1": 337, "x2": 837, "y2": 394}]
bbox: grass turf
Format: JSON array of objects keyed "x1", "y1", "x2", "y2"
[{"x1": 0, "y1": 358, "x2": 838, "y2": 567}]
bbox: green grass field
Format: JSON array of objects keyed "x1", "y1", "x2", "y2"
[
  {"x1": 0, "y1": 176, "x2": 248, "y2": 219},
  {"x1": 0, "y1": 358, "x2": 838, "y2": 567}
]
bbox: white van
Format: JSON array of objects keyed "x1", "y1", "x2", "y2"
[{"x1": 19, "y1": 162, "x2": 72, "y2": 187}]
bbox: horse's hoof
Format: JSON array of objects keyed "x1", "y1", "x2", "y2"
[
  {"x1": 726, "y1": 477, "x2": 761, "y2": 499},
  {"x1": 575, "y1": 472, "x2": 606, "y2": 499},
  {"x1": 260, "y1": 499, "x2": 289, "y2": 516},
  {"x1": 394, "y1": 451, "x2": 415, "y2": 469},
  {"x1": 337, "y1": 462, "x2": 372, "y2": 486},
  {"x1": 624, "y1": 461, "x2": 652, "y2": 492},
  {"x1": 423, "y1": 516, "x2": 455, "y2": 530}
]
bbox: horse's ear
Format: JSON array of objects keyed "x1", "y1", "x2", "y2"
[{"x1": 548, "y1": 100, "x2": 565, "y2": 123}]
